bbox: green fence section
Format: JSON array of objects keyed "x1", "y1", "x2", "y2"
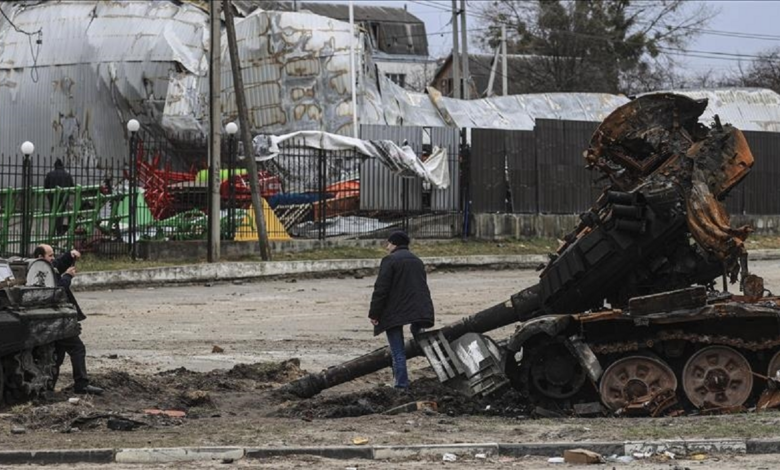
[{"x1": 0, "y1": 185, "x2": 127, "y2": 255}]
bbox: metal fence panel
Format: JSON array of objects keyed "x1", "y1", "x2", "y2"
[
  {"x1": 359, "y1": 125, "x2": 423, "y2": 211},
  {"x1": 470, "y1": 128, "x2": 507, "y2": 213},
  {"x1": 536, "y1": 119, "x2": 599, "y2": 214},
  {"x1": 505, "y1": 130, "x2": 537, "y2": 213},
  {"x1": 430, "y1": 126, "x2": 460, "y2": 212},
  {"x1": 741, "y1": 131, "x2": 780, "y2": 215}
]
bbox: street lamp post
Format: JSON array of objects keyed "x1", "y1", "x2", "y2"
[
  {"x1": 226, "y1": 122, "x2": 238, "y2": 240},
  {"x1": 20, "y1": 141, "x2": 34, "y2": 257},
  {"x1": 126, "y1": 119, "x2": 140, "y2": 259}
]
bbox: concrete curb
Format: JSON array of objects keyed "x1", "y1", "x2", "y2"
[
  {"x1": 0, "y1": 449, "x2": 115, "y2": 465},
  {"x1": 3, "y1": 439, "x2": 780, "y2": 465},
  {"x1": 114, "y1": 447, "x2": 244, "y2": 464},
  {"x1": 71, "y1": 254, "x2": 548, "y2": 290},
  {"x1": 246, "y1": 446, "x2": 374, "y2": 460},
  {"x1": 71, "y1": 250, "x2": 780, "y2": 291}
]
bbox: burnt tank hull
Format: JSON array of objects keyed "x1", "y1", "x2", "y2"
[
  {"x1": 507, "y1": 287, "x2": 780, "y2": 414},
  {"x1": 0, "y1": 261, "x2": 81, "y2": 406}
]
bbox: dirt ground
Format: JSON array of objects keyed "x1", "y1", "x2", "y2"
[{"x1": 3, "y1": 262, "x2": 780, "y2": 468}]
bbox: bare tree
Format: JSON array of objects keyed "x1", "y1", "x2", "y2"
[
  {"x1": 733, "y1": 48, "x2": 780, "y2": 94},
  {"x1": 473, "y1": 0, "x2": 717, "y2": 94}
]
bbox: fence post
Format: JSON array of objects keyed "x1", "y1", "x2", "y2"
[
  {"x1": 402, "y1": 177, "x2": 409, "y2": 233},
  {"x1": 318, "y1": 147, "x2": 326, "y2": 241},
  {"x1": 227, "y1": 131, "x2": 237, "y2": 240},
  {"x1": 127, "y1": 120, "x2": 140, "y2": 259},
  {"x1": 20, "y1": 153, "x2": 32, "y2": 257},
  {"x1": 460, "y1": 128, "x2": 470, "y2": 240}
]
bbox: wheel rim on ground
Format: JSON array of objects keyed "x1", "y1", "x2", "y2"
[
  {"x1": 682, "y1": 346, "x2": 753, "y2": 409},
  {"x1": 599, "y1": 355, "x2": 677, "y2": 411},
  {"x1": 767, "y1": 350, "x2": 780, "y2": 380}
]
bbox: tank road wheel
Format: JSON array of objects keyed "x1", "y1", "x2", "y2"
[
  {"x1": 682, "y1": 346, "x2": 753, "y2": 409},
  {"x1": 599, "y1": 356, "x2": 678, "y2": 412},
  {"x1": 3, "y1": 345, "x2": 57, "y2": 404},
  {"x1": 528, "y1": 343, "x2": 586, "y2": 399},
  {"x1": 767, "y1": 350, "x2": 780, "y2": 380}
]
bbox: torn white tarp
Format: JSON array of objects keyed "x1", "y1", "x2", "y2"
[{"x1": 253, "y1": 131, "x2": 450, "y2": 189}]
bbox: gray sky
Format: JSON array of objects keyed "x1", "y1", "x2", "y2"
[{"x1": 307, "y1": 0, "x2": 780, "y2": 78}]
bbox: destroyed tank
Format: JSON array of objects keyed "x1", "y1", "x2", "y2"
[
  {"x1": 0, "y1": 258, "x2": 81, "y2": 406},
  {"x1": 287, "y1": 93, "x2": 779, "y2": 415}
]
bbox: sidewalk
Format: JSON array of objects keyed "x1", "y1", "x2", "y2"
[
  {"x1": 1, "y1": 438, "x2": 779, "y2": 465},
  {"x1": 72, "y1": 249, "x2": 780, "y2": 291}
]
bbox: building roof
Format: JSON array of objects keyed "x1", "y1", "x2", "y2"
[
  {"x1": 432, "y1": 53, "x2": 543, "y2": 97},
  {"x1": 645, "y1": 88, "x2": 780, "y2": 132},
  {"x1": 427, "y1": 89, "x2": 629, "y2": 130},
  {"x1": 227, "y1": 1, "x2": 428, "y2": 56},
  {"x1": 224, "y1": 1, "x2": 424, "y2": 23}
]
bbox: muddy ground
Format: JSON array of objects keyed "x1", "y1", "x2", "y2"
[{"x1": 3, "y1": 264, "x2": 780, "y2": 468}]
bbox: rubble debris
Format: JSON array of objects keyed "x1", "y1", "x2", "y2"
[
  {"x1": 757, "y1": 388, "x2": 780, "y2": 411},
  {"x1": 442, "y1": 453, "x2": 457, "y2": 462},
  {"x1": 533, "y1": 407, "x2": 565, "y2": 419},
  {"x1": 107, "y1": 417, "x2": 145, "y2": 431},
  {"x1": 563, "y1": 449, "x2": 603, "y2": 464},
  {"x1": 606, "y1": 455, "x2": 635, "y2": 464},
  {"x1": 618, "y1": 389, "x2": 678, "y2": 417},
  {"x1": 573, "y1": 402, "x2": 604, "y2": 417},
  {"x1": 143, "y1": 409, "x2": 186, "y2": 418},
  {"x1": 10, "y1": 425, "x2": 26, "y2": 434},
  {"x1": 384, "y1": 401, "x2": 438, "y2": 416},
  {"x1": 212, "y1": 345, "x2": 225, "y2": 354}
]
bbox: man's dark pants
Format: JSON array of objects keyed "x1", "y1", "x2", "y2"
[{"x1": 54, "y1": 335, "x2": 88, "y2": 390}]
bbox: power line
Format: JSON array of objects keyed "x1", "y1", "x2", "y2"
[
  {"x1": 412, "y1": 0, "x2": 780, "y2": 49},
  {"x1": 0, "y1": 5, "x2": 43, "y2": 83}
]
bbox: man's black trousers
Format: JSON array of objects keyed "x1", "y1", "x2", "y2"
[{"x1": 54, "y1": 335, "x2": 88, "y2": 390}]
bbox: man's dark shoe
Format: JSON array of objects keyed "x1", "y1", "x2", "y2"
[{"x1": 74, "y1": 385, "x2": 104, "y2": 395}]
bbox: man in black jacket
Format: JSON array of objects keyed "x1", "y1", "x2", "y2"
[
  {"x1": 369, "y1": 231, "x2": 434, "y2": 390},
  {"x1": 33, "y1": 244, "x2": 103, "y2": 395},
  {"x1": 44, "y1": 159, "x2": 75, "y2": 235}
]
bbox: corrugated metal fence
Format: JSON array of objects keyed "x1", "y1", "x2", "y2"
[{"x1": 469, "y1": 122, "x2": 780, "y2": 216}]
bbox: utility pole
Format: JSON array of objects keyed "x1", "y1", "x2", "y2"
[
  {"x1": 223, "y1": 0, "x2": 272, "y2": 261},
  {"x1": 451, "y1": 0, "x2": 460, "y2": 99},
  {"x1": 485, "y1": 47, "x2": 499, "y2": 97},
  {"x1": 207, "y1": 0, "x2": 221, "y2": 262},
  {"x1": 349, "y1": 0, "x2": 358, "y2": 138},
  {"x1": 459, "y1": 0, "x2": 469, "y2": 100},
  {"x1": 501, "y1": 24, "x2": 508, "y2": 96}
]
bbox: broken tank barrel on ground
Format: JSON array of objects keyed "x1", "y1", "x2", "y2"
[
  {"x1": 287, "y1": 93, "x2": 773, "y2": 416},
  {"x1": 283, "y1": 285, "x2": 541, "y2": 398}
]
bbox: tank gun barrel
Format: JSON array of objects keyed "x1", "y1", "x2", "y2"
[{"x1": 283, "y1": 285, "x2": 541, "y2": 398}]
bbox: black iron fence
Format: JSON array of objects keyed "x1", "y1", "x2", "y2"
[
  {"x1": 0, "y1": 153, "x2": 126, "y2": 258},
  {"x1": 130, "y1": 131, "x2": 463, "y2": 244},
  {"x1": 0, "y1": 129, "x2": 464, "y2": 259}
]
